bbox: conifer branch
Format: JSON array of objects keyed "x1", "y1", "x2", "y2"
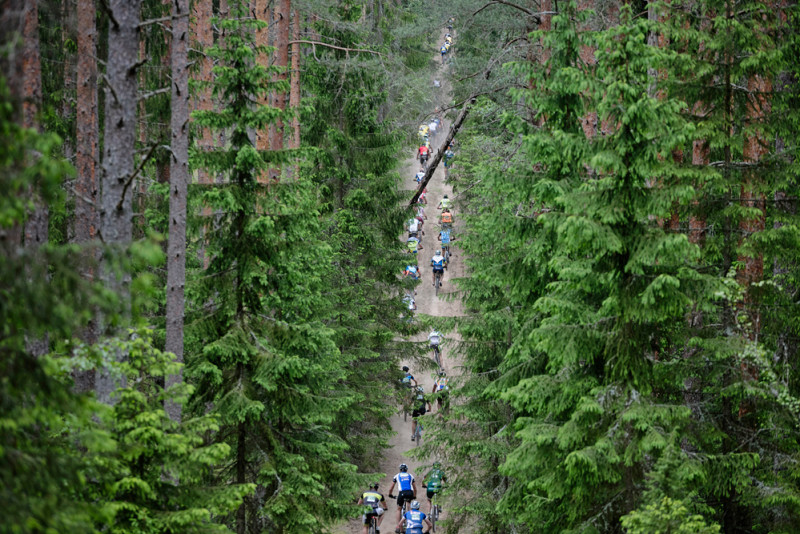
[{"x1": 288, "y1": 40, "x2": 386, "y2": 58}]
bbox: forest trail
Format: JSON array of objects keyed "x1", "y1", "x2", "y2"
[{"x1": 338, "y1": 27, "x2": 466, "y2": 534}]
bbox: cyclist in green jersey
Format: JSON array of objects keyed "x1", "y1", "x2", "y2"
[{"x1": 423, "y1": 463, "x2": 448, "y2": 515}]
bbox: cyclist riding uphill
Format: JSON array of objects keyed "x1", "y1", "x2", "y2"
[
  {"x1": 428, "y1": 329, "x2": 442, "y2": 354},
  {"x1": 358, "y1": 483, "x2": 386, "y2": 534},
  {"x1": 437, "y1": 195, "x2": 451, "y2": 210},
  {"x1": 388, "y1": 464, "x2": 418, "y2": 524},
  {"x1": 423, "y1": 463, "x2": 447, "y2": 515},
  {"x1": 394, "y1": 500, "x2": 432, "y2": 534},
  {"x1": 430, "y1": 250, "x2": 446, "y2": 286},
  {"x1": 431, "y1": 370, "x2": 450, "y2": 412},
  {"x1": 411, "y1": 385, "x2": 430, "y2": 441},
  {"x1": 401, "y1": 366, "x2": 417, "y2": 388},
  {"x1": 403, "y1": 264, "x2": 420, "y2": 281},
  {"x1": 440, "y1": 209, "x2": 453, "y2": 229}
]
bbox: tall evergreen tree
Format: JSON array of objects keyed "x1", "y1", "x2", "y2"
[{"x1": 186, "y1": 3, "x2": 365, "y2": 531}]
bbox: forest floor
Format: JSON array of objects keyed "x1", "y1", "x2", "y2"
[{"x1": 337, "y1": 28, "x2": 468, "y2": 534}]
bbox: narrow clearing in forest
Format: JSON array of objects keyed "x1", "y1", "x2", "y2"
[{"x1": 338, "y1": 28, "x2": 467, "y2": 534}]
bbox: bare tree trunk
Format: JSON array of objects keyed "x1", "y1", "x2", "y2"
[
  {"x1": 164, "y1": 0, "x2": 189, "y2": 423},
  {"x1": 73, "y1": 0, "x2": 100, "y2": 392},
  {"x1": 19, "y1": 0, "x2": 49, "y2": 358},
  {"x1": 193, "y1": 0, "x2": 214, "y2": 265},
  {"x1": 289, "y1": 9, "x2": 300, "y2": 150},
  {"x1": 98, "y1": 0, "x2": 141, "y2": 404},
  {"x1": 268, "y1": 0, "x2": 289, "y2": 181},
  {"x1": 255, "y1": 0, "x2": 271, "y2": 182}
]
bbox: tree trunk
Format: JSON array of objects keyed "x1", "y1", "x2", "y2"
[
  {"x1": 289, "y1": 9, "x2": 300, "y2": 150},
  {"x1": 236, "y1": 420, "x2": 247, "y2": 534},
  {"x1": 164, "y1": 0, "x2": 189, "y2": 424},
  {"x1": 269, "y1": 0, "x2": 289, "y2": 181},
  {"x1": 72, "y1": 0, "x2": 100, "y2": 392},
  {"x1": 98, "y1": 0, "x2": 141, "y2": 404}
]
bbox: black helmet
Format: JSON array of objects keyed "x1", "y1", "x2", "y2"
[
  {"x1": 402, "y1": 366, "x2": 409, "y2": 372},
  {"x1": 438, "y1": 370, "x2": 446, "y2": 377},
  {"x1": 399, "y1": 463, "x2": 408, "y2": 472},
  {"x1": 371, "y1": 482, "x2": 379, "y2": 490}
]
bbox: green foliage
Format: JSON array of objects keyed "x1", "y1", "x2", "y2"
[{"x1": 622, "y1": 497, "x2": 721, "y2": 534}]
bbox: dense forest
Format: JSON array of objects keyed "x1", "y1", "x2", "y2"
[{"x1": 2, "y1": 0, "x2": 800, "y2": 532}]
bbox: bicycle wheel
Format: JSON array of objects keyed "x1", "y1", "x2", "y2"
[
  {"x1": 435, "y1": 272, "x2": 440, "y2": 296},
  {"x1": 431, "y1": 503, "x2": 438, "y2": 531},
  {"x1": 433, "y1": 347, "x2": 442, "y2": 369},
  {"x1": 415, "y1": 423, "x2": 423, "y2": 446},
  {"x1": 368, "y1": 517, "x2": 377, "y2": 534}
]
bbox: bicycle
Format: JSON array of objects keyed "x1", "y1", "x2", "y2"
[
  {"x1": 434, "y1": 270, "x2": 443, "y2": 296},
  {"x1": 430, "y1": 491, "x2": 442, "y2": 532},
  {"x1": 442, "y1": 244, "x2": 450, "y2": 267},
  {"x1": 431, "y1": 344, "x2": 442, "y2": 369},
  {"x1": 413, "y1": 419, "x2": 423, "y2": 445},
  {"x1": 366, "y1": 513, "x2": 379, "y2": 534}
]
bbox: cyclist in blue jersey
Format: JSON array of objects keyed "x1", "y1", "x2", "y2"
[
  {"x1": 403, "y1": 264, "x2": 420, "y2": 281},
  {"x1": 394, "y1": 500, "x2": 432, "y2": 534},
  {"x1": 388, "y1": 464, "x2": 419, "y2": 524},
  {"x1": 430, "y1": 250, "x2": 446, "y2": 287},
  {"x1": 438, "y1": 228, "x2": 453, "y2": 261}
]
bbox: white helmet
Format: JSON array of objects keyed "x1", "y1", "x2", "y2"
[
  {"x1": 435, "y1": 250, "x2": 441, "y2": 255},
  {"x1": 411, "y1": 500, "x2": 421, "y2": 510}
]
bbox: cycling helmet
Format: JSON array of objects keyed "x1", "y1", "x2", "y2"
[
  {"x1": 402, "y1": 366, "x2": 409, "y2": 372},
  {"x1": 399, "y1": 463, "x2": 408, "y2": 472},
  {"x1": 371, "y1": 482, "x2": 379, "y2": 490},
  {"x1": 438, "y1": 370, "x2": 446, "y2": 377},
  {"x1": 417, "y1": 386, "x2": 425, "y2": 393},
  {"x1": 443, "y1": 194, "x2": 449, "y2": 198},
  {"x1": 432, "y1": 462, "x2": 442, "y2": 470},
  {"x1": 411, "y1": 501, "x2": 421, "y2": 510},
  {"x1": 435, "y1": 249, "x2": 441, "y2": 255}
]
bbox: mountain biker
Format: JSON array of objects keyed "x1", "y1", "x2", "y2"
[
  {"x1": 423, "y1": 463, "x2": 447, "y2": 515},
  {"x1": 408, "y1": 218, "x2": 423, "y2": 239},
  {"x1": 443, "y1": 148, "x2": 454, "y2": 170},
  {"x1": 411, "y1": 385, "x2": 430, "y2": 441},
  {"x1": 416, "y1": 203, "x2": 427, "y2": 225},
  {"x1": 440, "y1": 44, "x2": 447, "y2": 63},
  {"x1": 358, "y1": 483, "x2": 387, "y2": 534},
  {"x1": 403, "y1": 264, "x2": 420, "y2": 281},
  {"x1": 430, "y1": 250, "x2": 446, "y2": 287},
  {"x1": 403, "y1": 293, "x2": 417, "y2": 312},
  {"x1": 440, "y1": 209, "x2": 453, "y2": 230},
  {"x1": 445, "y1": 34, "x2": 452, "y2": 45},
  {"x1": 418, "y1": 188, "x2": 428, "y2": 205},
  {"x1": 428, "y1": 330, "x2": 442, "y2": 358},
  {"x1": 418, "y1": 124, "x2": 429, "y2": 144},
  {"x1": 388, "y1": 464, "x2": 418, "y2": 524},
  {"x1": 407, "y1": 235, "x2": 423, "y2": 255},
  {"x1": 414, "y1": 168, "x2": 425, "y2": 184},
  {"x1": 437, "y1": 195, "x2": 451, "y2": 210},
  {"x1": 431, "y1": 369, "x2": 450, "y2": 412},
  {"x1": 401, "y1": 366, "x2": 417, "y2": 388},
  {"x1": 447, "y1": 17, "x2": 454, "y2": 31},
  {"x1": 428, "y1": 119, "x2": 438, "y2": 141},
  {"x1": 418, "y1": 145, "x2": 429, "y2": 167},
  {"x1": 438, "y1": 228, "x2": 453, "y2": 258},
  {"x1": 395, "y1": 500, "x2": 432, "y2": 534}
]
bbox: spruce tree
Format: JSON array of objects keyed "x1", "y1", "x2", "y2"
[
  {"x1": 487, "y1": 5, "x2": 715, "y2": 531},
  {"x1": 186, "y1": 3, "x2": 363, "y2": 530}
]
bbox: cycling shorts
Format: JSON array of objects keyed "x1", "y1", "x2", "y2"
[
  {"x1": 432, "y1": 266, "x2": 444, "y2": 273},
  {"x1": 426, "y1": 487, "x2": 440, "y2": 499},
  {"x1": 397, "y1": 489, "x2": 415, "y2": 508},
  {"x1": 362, "y1": 508, "x2": 384, "y2": 524},
  {"x1": 412, "y1": 406, "x2": 426, "y2": 418}
]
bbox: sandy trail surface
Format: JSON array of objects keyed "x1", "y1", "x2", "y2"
[{"x1": 337, "y1": 29, "x2": 467, "y2": 534}]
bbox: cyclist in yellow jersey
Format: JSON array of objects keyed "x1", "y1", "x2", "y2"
[{"x1": 358, "y1": 483, "x2": 386, "y2": 534}]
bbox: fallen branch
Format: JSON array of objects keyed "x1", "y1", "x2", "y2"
[
  {"x1": 288, "y1": 39, "x2": 386, "y2": 58},
  {"x1": 117, "y1": 143, "x2": 158, "y2": 212},
  {"x1": 408, "y1": 96, "x2": 475, "y2": 207}
]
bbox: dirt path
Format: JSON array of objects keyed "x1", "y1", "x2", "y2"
[{"x1": 337, "y1": 29, "x2": 465, "y2": 534}]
